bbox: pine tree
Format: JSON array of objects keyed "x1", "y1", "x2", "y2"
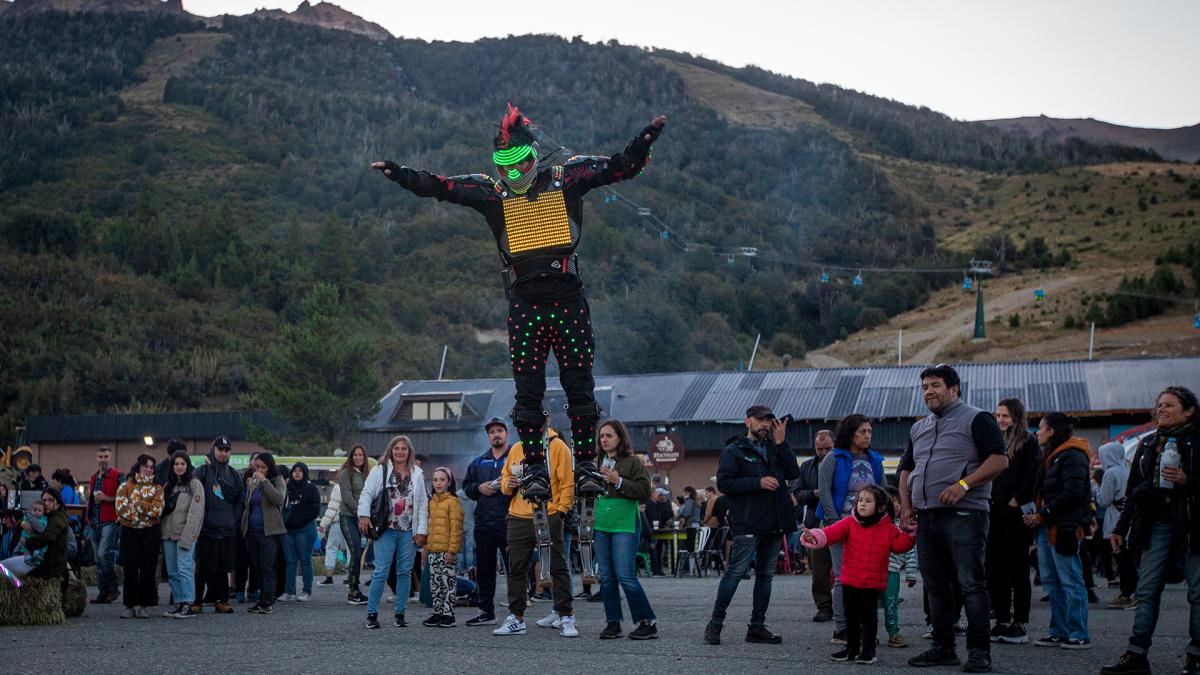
[{"x1": 255, "y1": 282, "x2": 381, "y2": 445}]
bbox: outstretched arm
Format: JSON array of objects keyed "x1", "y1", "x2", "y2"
[
  {"x1": 565, "y1": 115, "x2": 665, "y2": 196},
  {"x1": 371, "y1": 161, "x2": 495, "y2": 210}
]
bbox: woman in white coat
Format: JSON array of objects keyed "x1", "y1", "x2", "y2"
[{"x1": 357, "y1": 435, "x2": 428, "y2": 629}]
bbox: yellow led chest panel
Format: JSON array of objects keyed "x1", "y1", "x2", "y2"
[{"x1": 502, "y1": 190, "x2": 572, "y2": 254}]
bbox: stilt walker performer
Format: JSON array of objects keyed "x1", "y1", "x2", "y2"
[{"x1": 372, "y1": 106, "x2": 665, "y2": 582}]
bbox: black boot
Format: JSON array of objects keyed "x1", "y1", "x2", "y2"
[
  {"x1": 519, "y1": 463, "x2": 550, "y2": 500},
  {"x1": 1099, "y1": 651, "x2": 1150, "y2": 675},
  {"x1": 746, "y1": 624, "x2": 783, "y2": 644}
]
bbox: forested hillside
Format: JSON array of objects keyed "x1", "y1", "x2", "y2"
[{"x1": 0, "y1": 10, "x2": 1177, "y2": 444}]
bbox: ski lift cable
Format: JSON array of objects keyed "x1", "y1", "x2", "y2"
[{"x1": 535, "y1": 127, "x2": 972, "y2": 277}]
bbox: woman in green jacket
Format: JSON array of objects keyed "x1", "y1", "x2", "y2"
[
  {"x1": 593, "y1": 419, "x2": 657, "y2": 641},
  {"x1": 336, "y1": 444, "x2": 371, "y2": 604}
]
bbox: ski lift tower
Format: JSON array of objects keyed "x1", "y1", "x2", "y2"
[{"x1": 968, "y1": 259, "x2": 994, "y2": 341}]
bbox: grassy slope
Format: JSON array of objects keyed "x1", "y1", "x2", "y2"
[
  {"x1": 656, "y1": 56, "x2": 1200, "y2": 366},
  {"x1": 811, "y1": 160, "x2": 1200, "y2": 365}
]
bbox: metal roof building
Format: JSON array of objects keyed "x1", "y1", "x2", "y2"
[{"x1": 354, "y1": 357, "x2": 1200, "y2": 458}]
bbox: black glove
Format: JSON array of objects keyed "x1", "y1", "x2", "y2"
[{"x1": 374, "y1": 160, "x2": 405, "y2": 182}]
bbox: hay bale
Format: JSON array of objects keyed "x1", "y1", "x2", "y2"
[
  {"x1": 79, "y1": 564, "x2": 123, "y2": 588},
  {"x1": 62, "y1": 576, "x2": 87, "y2": 617},
  {"x1": 0, "y1": 576, "x2": 66, "y2": 626}
]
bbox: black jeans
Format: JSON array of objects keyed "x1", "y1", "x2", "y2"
[
  {"x1": 987, "y1": 505, "x2": 1032, "y2": 624},
  {"x1": 246, "y1": 530, "x2": 279, "y2": 606},
  {"x1": 508, "y1": 293, "x2": 597, "y2": 463},
  {"x1": 474, "y1": 524, "x2": 508, "y2": 615},
  {"x1": 709, "y1": 533, "x2": 780, "y2": 627},
  {"x1": 844, "y1": 584, "x2": 882, "y2": 655},
  {"x1": 917, "y1": 509, "x2": 991, "y2": 653},
  {"x1": 339, "y1": 514, "x2": 364, "y2": 591},
  {"x1": 120, "y1": 525, "x2": 160, "y2": 608},
  {"x1": 1117, "y1": 546, "x2": 1140, "y2": 598}
]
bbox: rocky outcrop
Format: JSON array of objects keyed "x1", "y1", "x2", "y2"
[{"x1": 251, "y1": 1, "x2": 391, "y2": 41}]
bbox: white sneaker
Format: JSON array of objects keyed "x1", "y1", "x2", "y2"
[
  {"x1": 492, "y1": 613, "x2": 527, "y2": 636},
  {"x1": 296, "y1": 592, "x2": 311, "y2": 602},
  {"x1": 535, "y1": 610, "x2": 562, "y2": 628},
  {"x1": 560, "y1": 614, "x2": 579, "y2": 638},
  {"x1": 384, "y1": 594, "x2": 396, "y2": 603},
  {"x1": 278, "y1": 593, "x2": 296, "y2": 602}
]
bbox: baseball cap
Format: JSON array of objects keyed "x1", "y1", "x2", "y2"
[
  {"x1": 484, "y1": 416, "x2": 509, "y2": 431},
  {"x1": 211, "y1": 435, "x2": 232, "y2": 450},
  {"x1": 655, "y1": 487, "x2": 671, "y2": 496},
  {"x1": 746, "y1": 404, "x2": 775, "y2": 419}
]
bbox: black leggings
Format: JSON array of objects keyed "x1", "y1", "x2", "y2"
[
  {"x1": 987, "y1": 505, "x2": 1033, "y2": 624},
  {"x1": 843, "y1": 584, "x2": 882, "y2": 655},
  {"x1": 507, "y1": 293, "x2": 597, "y2": 464},
  {"x1": 120, "y1": 525, "x2": 160, "y2": 608}
]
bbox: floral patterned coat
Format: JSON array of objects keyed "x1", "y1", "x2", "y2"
[{"x1": 116, "y1": 473, "x2": 165, "y2": 528}]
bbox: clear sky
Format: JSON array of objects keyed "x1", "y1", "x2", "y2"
[{"x1": 182, "y1": 0, "x2": 1198, "y2": 129}]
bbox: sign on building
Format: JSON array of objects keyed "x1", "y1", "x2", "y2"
[{"x1": 649, "y1": 433, "x2": 685, "y2": 466}]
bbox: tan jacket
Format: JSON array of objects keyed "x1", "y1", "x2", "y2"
[
  {"x1": 160, "y1": 478, "x2": 205, "y2": 549},
  {"x1": 425, "y1": 492, "x2": 464, "y2": 554},
  {"x1": 240, "y1": 475, "x2": 286, "y2": 537}
]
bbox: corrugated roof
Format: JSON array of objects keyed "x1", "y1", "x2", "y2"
[{"x1": 366, "y1": 356, "x2": 1200, "y2": 430}]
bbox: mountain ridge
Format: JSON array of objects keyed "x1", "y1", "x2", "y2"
[{"x1": 981, "y1": 115, "x2": 1200, "y2": 163}]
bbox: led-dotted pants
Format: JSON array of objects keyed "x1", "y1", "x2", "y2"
[{"x1": 507, "y1": 293, "x2": 598, "y2": 462}]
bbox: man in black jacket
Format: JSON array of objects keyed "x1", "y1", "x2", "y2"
[
  {"x1": 794, "y1": 429, "x2": 834, "y2": 622},
  {"x1": 461, "y1": 417, "x2": 514, "y2": 626},
  {"x1": 192, "y1": 436, "x2": 243, "y2": 613},
  {"x1": 705, "y1": 405, "x2": 799, "y2": 646}
]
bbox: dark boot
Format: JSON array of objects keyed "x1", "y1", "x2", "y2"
[
  {"x1": 745, "y1": 624, "x2": 783, "y2": 644},
  {"x1": 1099, "y1": 651, "x2": 1150, "y2": 675},
  {"x1": 704, "y1": 623, "x2": 722, "y2": 645}
]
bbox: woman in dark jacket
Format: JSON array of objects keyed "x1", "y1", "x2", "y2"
[
  {"x1": 1102, "y1": 386, "x2": 1200, "y2": 675},
  {"x1": 988, "y1": 398, "x2": 1041, "y2": 644},
  {"x1": 24, "y1": 489, "x2": 70, "y2": 580},
  {"x1": 281, "y1": 462, "x2": 321, "y2": 602},
  {"x1": 1023, "y1": 413, "x2": 1092, "y2": 649}
]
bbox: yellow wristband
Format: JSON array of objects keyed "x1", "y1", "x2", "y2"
[{"x1": 958, "y1": 479, "x2": 971, "y2": 492}]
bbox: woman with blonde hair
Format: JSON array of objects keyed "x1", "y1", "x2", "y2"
[{"x1": 357, "y1": 435, "x2": 429, "y2": 629}]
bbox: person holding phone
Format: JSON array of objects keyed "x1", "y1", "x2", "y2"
[
  {"x1": 593, "y1": 419, "x2": 657, "y2": 640},
  {"x1": 704, "y1": 404, "x2": 799, "y2": 646}
]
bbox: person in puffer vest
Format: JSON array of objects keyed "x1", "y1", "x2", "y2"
[
  {"x1": 423, "y1": 467, "x2": 464, "y2": 628},
  {"x1": 803, "y1": 484, "x2": 916, "y2": 666}
]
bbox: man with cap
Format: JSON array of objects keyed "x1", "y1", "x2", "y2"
[
  {"x1": 461, "y1": 417, "x2": 514, "y2": 626},
  {"x1": 372, "y1": 106, "x2": 665, "y2": 506},
  {"x1": 704, "y1": 404, "x2": 799, "y2": 646},
  {"x1": 646, "y1": 488, "x2": 674, "y2": 577},
  {"x1": 191, "y1": 435, "x2": 244, "y2": 614}
]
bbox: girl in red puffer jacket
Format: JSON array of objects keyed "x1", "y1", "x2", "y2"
[{"x1": 802, "y1": 484, "x2": 916, "y2": 665}]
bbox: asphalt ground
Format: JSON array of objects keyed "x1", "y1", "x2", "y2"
[{"x1": 2, "y1": 568, "x2": 1195, "y2": 674}]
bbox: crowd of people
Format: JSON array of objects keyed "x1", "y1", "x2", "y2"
[{"x1": 0, "y1": 368, "x2": 1197, "y2": 675}]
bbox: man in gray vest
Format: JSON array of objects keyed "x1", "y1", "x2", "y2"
[{"x1": 898, "y1": 365, "x2": 1007, "y2": 673}]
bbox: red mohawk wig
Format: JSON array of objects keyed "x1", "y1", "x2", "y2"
[{"x1": 493, "y1": 103, "x2": 536, "y2": 150}]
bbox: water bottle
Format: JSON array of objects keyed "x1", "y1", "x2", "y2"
[{"x1": 1159, "y1": 437, "x2": 1180, "y2": 490}]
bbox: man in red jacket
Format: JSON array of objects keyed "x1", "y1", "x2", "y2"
[{"x1": 86, "y1": 445, "x2": 122, "y2": 603}]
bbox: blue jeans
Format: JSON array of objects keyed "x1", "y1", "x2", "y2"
[
  {"x1": 595, "y1": 525, "x2": 657, "y2": 624},
  {"x1": 284, "y1": 522, "x2": 317, "y2": 595},
  {"x1": 916, "y1": 509, "x2": 991, "y2": 652},
  {"x1": 367, "y1": 528, "x2": 416, "y2": 616},
  {"x1": 709, "y1": 533, "x2": 780, "y2": 627},
  {"x1": 1036, "y1": 526, "x2": 1089, "y2": 641},
  {"x1": 162, "y1": 540, "x2": 196, "y2": 604},
  {"x1": 1129, "y1": 522, "x2": 1200, "y2": 654},
  {"x1": 91, "y1": 522, "x2": 120, "y2": 595}
]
